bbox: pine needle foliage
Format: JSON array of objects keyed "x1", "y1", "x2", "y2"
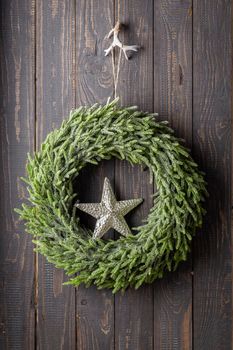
[{"x1": 16, "y1": 100, "x2": 207, "y2": 293}]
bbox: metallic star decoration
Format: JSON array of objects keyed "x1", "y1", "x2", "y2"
[{"x1": 75, "y1": 177, "x2": 143, "y2": 239}]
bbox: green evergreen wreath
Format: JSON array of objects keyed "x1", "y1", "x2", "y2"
[{"x1": 17, "y1": 100, "x2": 207, "y2": 292}]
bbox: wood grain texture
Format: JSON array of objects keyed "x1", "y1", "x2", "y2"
[
  {"x1": 36, "y1": 0, "x2": 76, "y2": 349},
  {"x1": 114, "y1": 1, "x2": 154, "y2": 349},
  {"x1": 0, "y1": 0, "x2": 35, "y2": 349},
  {"x1": 75, "y1": 1, "x2": 115, "y2": 349},
  {"x1": 76, "y1": 0, "x2": 114, "y2": 106},
  {"x1": 193, "y1": 1, "x2": 232, "y2": 349},
  {"x1": 153, "y1": 1, "x2": 193, "y2": 349}
]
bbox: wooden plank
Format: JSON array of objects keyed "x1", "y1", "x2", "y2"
[
  {"x1": 76, "y1": 0, "x2": 114, "y2": 106},
  {"x1": 114, "y1": 1, "x2": 154, "y2": 349},
  {"x1": 76, "y1": 162, "x2": 115, "y2": 350},
  {"x1": 75, "y1": 1, "x2": 115, "y2": 349},
  {"x1": 153, "y1": 1, "x2": 193, "y2": 349},
  {"x1": 193, "y1": 1, "x2": 232, "y2": 349},
  {"x1": 0, "y1": 0, "x2": 35, "y2": 349},
  {"x1": 36, "y1": 0, "x2": 76, "y2": 348}
]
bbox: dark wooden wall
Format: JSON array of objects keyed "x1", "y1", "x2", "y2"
[{"x1": 0, "y1": 0, "x2": 232, "y2": 349}]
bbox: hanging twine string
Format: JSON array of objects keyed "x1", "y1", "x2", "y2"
[
  {"x1": 111, "y1": 47, "x2": 122, "y2": 98},
  {"x1": 104, "y1": 21, "x2": 139, "y2": 99}
]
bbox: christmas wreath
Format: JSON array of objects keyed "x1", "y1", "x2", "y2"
[{"x1": 17, "y1": 100, "x2": 207, "y2": 292}]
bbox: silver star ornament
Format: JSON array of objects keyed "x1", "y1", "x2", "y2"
[{"x1": 75, "y1": 177, "x2": 143, "y2": 239}]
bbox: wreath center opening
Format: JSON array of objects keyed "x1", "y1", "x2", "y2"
[{"x1": 74, "y1": 160, "x2": 150, "y2": 240}]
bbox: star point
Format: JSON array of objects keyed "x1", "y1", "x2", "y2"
[{"x1": 75, "y1": 177, "x2": 143, "y2": 239}]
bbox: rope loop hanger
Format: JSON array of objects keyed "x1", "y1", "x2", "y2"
[{"x1": 104, "y1": 21, "x2": 140, "y2": 98}]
